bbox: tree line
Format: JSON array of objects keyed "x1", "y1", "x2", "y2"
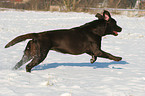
[{"x1": 0, "y1": 0, "x2": 144, "y2": 11}]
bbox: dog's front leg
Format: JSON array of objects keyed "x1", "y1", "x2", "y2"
[
  {"x1": 94, "y1": 50, "x2": 122, "y2": 61},
  {"x1": 90, "y1": 55, "x2": 97, "y2": 64}
]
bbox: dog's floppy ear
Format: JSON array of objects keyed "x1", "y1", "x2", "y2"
[
  {"x1": 95, "y1": 13, "x2": 104, "y2": 19},
  {"x1": 103, "y1": 10, "x2": 111, "y2": 21}
]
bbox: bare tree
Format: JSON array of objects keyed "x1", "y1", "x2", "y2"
[
  {"x1": 52, "y1": 0, "x2": 81, "y2": 11},
  {"x1": 62, "y1": 0, "x2": 81, "y2": 11},
  {"x1": 116, "y1": 0, "x2": 122, "y2": 8}
]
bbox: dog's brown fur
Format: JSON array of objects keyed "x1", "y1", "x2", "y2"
[{"x1": 5, "y1": 10, "x2": 122, "y2": 72}]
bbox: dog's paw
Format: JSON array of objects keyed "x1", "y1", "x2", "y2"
[
  {"x1": 90, "y1": 59, "x2": 95, "y2": 64},
  {"x1": 26, "y1": 65, "x2": 32, "y2": 73},
  {"x1": 114, "y1": 57, "x2": 122, "y2": 61}
]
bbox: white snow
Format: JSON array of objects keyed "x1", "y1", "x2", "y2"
[{"x1": 0, "y1": 10, "x2": 145, "y2": 96}]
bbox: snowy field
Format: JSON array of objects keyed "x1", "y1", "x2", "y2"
[{"x1": 0, "y1": 9, "x2": 145, "y2": 96}]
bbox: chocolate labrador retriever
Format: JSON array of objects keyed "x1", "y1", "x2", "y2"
[{"x1": 5, "y1": 10, "x2": 122, "y2": 72}]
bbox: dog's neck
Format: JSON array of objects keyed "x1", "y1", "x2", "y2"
[{"x1": 72, "y1": 20, "x2": 106, "y2": 36}]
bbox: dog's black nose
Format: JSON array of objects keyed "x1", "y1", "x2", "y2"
[
  {"x1": 119, "y1": 28, "x2": 122, "y2": 32},
  {"x1": 117, "y1": 26, "x2": 122, "y2": 32}
]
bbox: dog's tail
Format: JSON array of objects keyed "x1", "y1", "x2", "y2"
[{"x1": 5, "y1": 33, "x2": 37, "y2": 48}]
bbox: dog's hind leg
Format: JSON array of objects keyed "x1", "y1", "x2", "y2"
[
  {"x1": 13, "y1": 40, "x2": 34, "y2": 70},
  {"x1": 13, "y1": 55, "x2": 32, "y2": 70},
  {"x1": 26, "y1": 55, "x2": 47, "y2": 72},
  {"x1": 25, "y1": 49, "x2": 50, "y2": 72},
  {"x1": 25, "y1": 40, "x2": 51, "y2": 72}
]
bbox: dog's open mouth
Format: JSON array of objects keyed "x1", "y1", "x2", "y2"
[{"x1": 113, "y1": 31, "x2": 118, "y2": 36}]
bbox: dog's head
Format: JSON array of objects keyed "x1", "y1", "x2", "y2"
[{"x1": 95, "y1": 10, "x2": 122, "y2": 36}]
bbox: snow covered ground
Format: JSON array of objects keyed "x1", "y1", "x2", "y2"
[{"x1": 0, "y1": 9, "x2": 145, "y2": 96}]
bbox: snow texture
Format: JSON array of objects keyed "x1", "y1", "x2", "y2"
[{"x1": 0, "y1": 9, "x2": 145, "y2": 96}]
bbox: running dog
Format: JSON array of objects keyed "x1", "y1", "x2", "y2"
[{"x1": 5, "y1": 10, "x2": 122, "y2": 72}]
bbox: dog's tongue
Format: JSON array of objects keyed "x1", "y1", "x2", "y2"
[{"x1": 113, "y1": 31, "x2": 118, "y2": 36}]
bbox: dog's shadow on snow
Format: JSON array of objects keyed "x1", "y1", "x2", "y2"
[{"x1": 33, "y1": 61, "x2": 128, "y2": 71}]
